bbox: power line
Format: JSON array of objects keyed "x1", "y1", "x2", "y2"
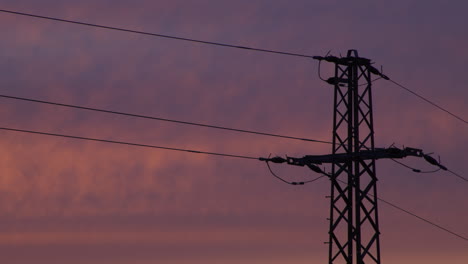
[
  {"x1": 4, "y1": 8, "x2": 464, "y2": 128},
  {"x1": 0, "y1": 126, "x2": 258, "y2": 160},
  {"x1": 3, "y1": 8, "x2": 465, "y2": 127},
  {"x1": 2, "y1": 126, "x2": 465, "y2": 242},
  {"x1": 0, "y1": 8, "x2": 315, "y2": 59},
  {"x1": 391, "y1": 158, "x2": 467, "y2": 182},
  {"x1": 447, "y1": 169, "x2": 468, "y2": 182},
  {"x1": 264, "y1": 159, "x2": 326, "y2": 185},
  {"x1": 377, "y1": 197, "x2": 468, "y2": 241},
  {"x1": 388, "y1": 79, "x2": 467, "y2": 125},
  {"x1": 391, "y1": 158, "x2": 441, "y2": 174},
  {"x1": 335, "y1": 179, "x2": 467, "y2": 241},
  {"x1": 3, "y1": 8, "x2": 466, "y2": 243},
  {"x1": 0, "y1": 94, "x2": 332, "y2": 144}
]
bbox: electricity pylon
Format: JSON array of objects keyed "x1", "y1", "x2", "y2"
[
  {"x1": 260, "y1": 50, "x2": 446, "y2": 264},
  {"x1": 321, "y1": 49, "x2": 383, "y2": 264}
]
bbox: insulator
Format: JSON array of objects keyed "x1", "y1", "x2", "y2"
[
  {"x1": 423, "y1": 155, "x2": 439, "y2": 166},
  {"x1": 307, "y1": 164, "x2": 324, "y2": 174},
  {"x1": 270, "y1": 156, "x2": 287, "y2": 163}
]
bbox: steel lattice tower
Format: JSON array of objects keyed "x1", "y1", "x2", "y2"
[
  {"x1": 327, "y1": 50, "x2": 381, "y2": 264},
  {"x1": 261, "y1": 50, "x2": 447, "y2": 264}
]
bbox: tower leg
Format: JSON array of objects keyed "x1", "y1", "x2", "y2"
[{"x1": 328, "y1": 50, "x2": 381, "y2": 264}]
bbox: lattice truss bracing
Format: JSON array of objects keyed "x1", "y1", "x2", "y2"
[{"x1": 328, "y1": 50, "x2": 381, "y2": 264}]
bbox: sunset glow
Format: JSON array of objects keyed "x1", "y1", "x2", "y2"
[{"x1": 0, "y1": 1, "x2": 467, "y2": 263}]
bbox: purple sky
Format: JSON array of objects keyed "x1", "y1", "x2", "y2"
[{"x1": 0, "y1": 1, "x2": 467, "y2": 263}]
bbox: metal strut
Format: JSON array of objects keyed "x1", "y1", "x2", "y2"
[
  {"x1": 260, "y1": 147, "x2": 446, "y2": 169},
  {"x1": 259, "y1": 50, "x2": 447, "y2": 264},
  {"x1": 260, "y1": 145, "x2": 446, "y2": 264}
]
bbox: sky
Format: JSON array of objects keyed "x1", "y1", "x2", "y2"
[{"x1": 0, "y1": 0, "x2": 467, "y2": 263}]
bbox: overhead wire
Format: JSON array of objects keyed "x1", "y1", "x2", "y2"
[
  {"x1": 1, "y1": 124, "x2": 466, "y2": 241},
  {"x1": 334, "y1": 179, "x2": 468, "y2": 241},
  {"x1": 303, "y1": 175, "x2": 326, "y2": 184},
  {"x1": 359, "y1": 77, "x2": 382, "y2": 87},
  {"x1": 317, "y1": 50, "x2": 331, "y2": 82},
  {"x1": 447, "y1": 169, "x2": 468, "y2": 182},
  {"x1": 0, "y1": 8, "x2": 315, "y2": 59},
  {"x1": 377, "y1": 197, "x2": 468, "y2": 241},
  {"x1": 391, "y1": 158, "x2": 441, "y2": 174},
  {"x1": 264, "y1": 157, "x2": 326, "y2": 185},
  {"x1": 390, "y1": 150, "x2": 467, "y2": 182},
  {"x1": 2, "y1": 7, "x2": 467, "y2": 242},
  {"x1": 2, "y1": 8, "x2": 465, "y2": 126},
  {"x1": 0, "y1": 126, "x2": 259, "y2": 160},
  {"x1": 0, "y1": 125, "x2": 325, "y2": 185},
  {"x1": 315, "y1": 52, "x2": 466, "y2": 125},
  {"x1": 0, "y1": 94, "x2": 332, "y2": 144},
  {"x1": 388, "y1": 79, "x2": 467, "y2": 125},
  {"x1": 265, "y1": 160, "x2": 295, "y2": 185}
]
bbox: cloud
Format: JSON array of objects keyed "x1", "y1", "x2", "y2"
[{"x1": 0, "y1": 1, "x2": 467, "y2": 263}]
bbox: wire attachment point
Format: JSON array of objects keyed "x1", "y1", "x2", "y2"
[{"x1": 259, "y1": 156, "x2": 287, "y2": 163}]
